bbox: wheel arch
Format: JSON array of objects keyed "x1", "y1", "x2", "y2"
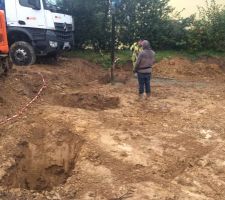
[{"x1": 7, "y1": 27, "x2": 33, "y2": 46}]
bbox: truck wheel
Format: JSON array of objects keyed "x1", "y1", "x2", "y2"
[{"x1": 10, "y1": 41, "x2": 36, "y2": 66}]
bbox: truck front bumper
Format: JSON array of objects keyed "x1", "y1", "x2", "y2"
[{"x1": 33, "y1": 29, "x2": 74, "y2": 56}]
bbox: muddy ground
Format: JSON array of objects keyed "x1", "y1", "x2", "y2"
[{"x1": 0, "y1": 56, "x2": 225, "y2": 200}]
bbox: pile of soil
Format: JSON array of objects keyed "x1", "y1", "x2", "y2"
[
  {"x1": 154, "y1": 57, "x2": 225, "y2": 80},
  {"x1": 0, "y1": 58, "x2": 105, "y2": 121},
  {"x1": 0, "y1": 71, "x2": 42, "y2": 120}
]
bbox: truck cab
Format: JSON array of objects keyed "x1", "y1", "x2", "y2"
[{"x1": 3, "y1": 0, "x2": 74, "y2": 65}]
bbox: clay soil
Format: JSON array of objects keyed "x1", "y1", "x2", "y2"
[{"x1": 0, "y1": 56, "x2": 225, "y2": 200}]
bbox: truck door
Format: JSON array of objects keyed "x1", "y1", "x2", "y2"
[{"x1": 15, "y1": 0, "x2": 45, "y2": 28}]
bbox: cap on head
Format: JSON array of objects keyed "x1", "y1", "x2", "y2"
[{"x1": 141, "y1": 40, "x2": 150, "y2": 50}]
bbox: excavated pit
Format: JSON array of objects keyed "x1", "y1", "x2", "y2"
[
  {"x1": 1, "y1": 128, "x2": 83, "y2": 191},
  {"x1": 51, "y1": 93, "x2": 120, "y2": 111}
]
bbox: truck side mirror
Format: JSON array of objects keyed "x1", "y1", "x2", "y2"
[{"x1": 28, "y1": 0, "x2": 41, "y2": 10}]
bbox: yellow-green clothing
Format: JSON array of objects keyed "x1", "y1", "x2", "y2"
[{"x1": 130, "y1": 42, "x2": 142, "y2": 69}]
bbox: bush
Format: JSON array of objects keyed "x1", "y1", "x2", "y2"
[
  {"x1": 187, "y1": 0, "x2": 225, "y2": 51},
  {"x1": 66, "y1": 0, "x2": 225, "y2": 52}
]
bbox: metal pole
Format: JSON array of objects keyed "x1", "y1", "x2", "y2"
[{"x1": 111, "y1": 12, "x2": 115, "y2": 83}]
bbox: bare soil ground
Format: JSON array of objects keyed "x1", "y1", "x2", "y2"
[{"x1": 0, "y1": 56, "x2": 225, "y2": 200}]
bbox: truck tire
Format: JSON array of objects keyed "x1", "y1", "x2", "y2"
[{"x1": 10, "y1": 41, "x2": 36, "y2": 66}]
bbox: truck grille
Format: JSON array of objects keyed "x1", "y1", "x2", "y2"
[
  {"x1": 55, "y1": 31, "x2": 73, "y2": 41},
  {"x1": 54, "y1": 23, "x2": 73, "y2": 32},
  {"x1": 54, "y1": 23, "x2": 73, "y2": 42}
]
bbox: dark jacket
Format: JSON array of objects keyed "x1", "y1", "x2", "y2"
[{"x1": 134, "y1": 40, "x2": 155, "y2": 73}]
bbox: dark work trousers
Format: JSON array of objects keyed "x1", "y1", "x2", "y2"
[{"x1": 137, "y1": 72, "x2": 151, "y2": 95}]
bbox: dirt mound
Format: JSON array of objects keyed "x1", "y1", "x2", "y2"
[
  {"x1": 0, "y1": 71, "x2": 43, "y2": 121},
  {"x1": 57, "y1": 58, "x2": 104, "y2": 82},
  {"x1": 0, "y1": 58, "x2": 105, "y2": 122},
  {"x1": 154, "y1": 57, "x2": 225, "y2": 80},
  {"x1": 28, "y1": 58, "x2": 105, "y2": 89},
  {"x1": 51, "y1": 93, "x2": 120, "y2": 111},
  {"x1": 1, "y1": 127, "x2": 83, "y2": 191}
]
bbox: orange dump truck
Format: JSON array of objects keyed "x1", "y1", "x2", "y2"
[{"x1": 0, "y1": 9, "x2": 10, "y2": 75}]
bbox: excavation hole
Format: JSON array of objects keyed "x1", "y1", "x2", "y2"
[
  {"x1": 1, "y1": 128, "x2": 83, "y2": 191},
  {"x1": 52, "y1": 93, "x2": 120, "y2": 110}
]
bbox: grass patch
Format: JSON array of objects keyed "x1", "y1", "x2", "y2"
[
  {"x1": 191, "y1": 50, "x2": 225, "y2": 59},
  {"x1": 156, "y1": 50, "x2": 225, "y2": 61},
  {"x1": 64, "y1": 50, "x2": 111, "y2": 68},
  {"x1": 64, "y1": 49, "x2": 225, "y2": 68},
  {"x1": 64, "y1": 50, "x2": 132, "y2": 68}
]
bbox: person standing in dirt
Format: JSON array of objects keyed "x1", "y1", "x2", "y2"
[{"x1": 133, "y1": 40, "x2": 155, "y2": 98}]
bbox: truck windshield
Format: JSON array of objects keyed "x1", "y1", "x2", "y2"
[{"x1": 43, "y1": 0, "x2": 70, "y2": 14}]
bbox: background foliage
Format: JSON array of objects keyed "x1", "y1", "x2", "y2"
[{"x1": 65, "y1": 0, "x2": 225, "y2": 52}]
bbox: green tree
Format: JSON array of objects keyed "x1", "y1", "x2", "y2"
[
  {"x1": 188, "y1": 0, "x2": 225, "y2": 51},
  {"x1": 72, "y1": 0, "x2": 110, "y2": 50},
  {"x1": 117, "y1": 0, "x2": 175, "y2": 49},
  {"x1": 63, "y1": 0, "x2": 225, "y2": 52}
]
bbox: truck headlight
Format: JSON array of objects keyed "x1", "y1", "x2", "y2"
[{"x1": 49, "y1": 41, "x2": 58, "y2": 48}]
